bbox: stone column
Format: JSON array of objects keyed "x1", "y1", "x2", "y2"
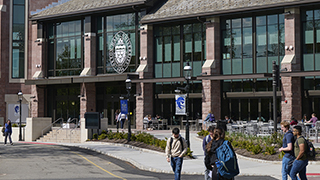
[
  {"x1": 81, "y1": 16, "x2": 96, "y2": 76},
  {"x1": 80, "y1": 83, "x2": 96, "y2": 119},
  {"x1": 281, "y1": 8, "x2": 302, "y2": 121},
  {"x1": 202, "y1": 17, "x2": 221, "y2": 127},
  {"x1": 30, "y1": 23, "x2": 45, "y2": 117},
  {"x1": 136, "y1": 25, "x2": 154, "y2": 130}
]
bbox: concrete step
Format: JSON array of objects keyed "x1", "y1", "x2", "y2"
[{"x1": 37, "y1": 128, "x2": 81, "y2": 143}]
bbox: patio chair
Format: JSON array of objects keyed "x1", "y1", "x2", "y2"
[
  {"x1": 309, "y1": 121, "x2": 320, "y2": 138},
  {"x1": 151, "y1": 119, "x2": 159, "y2": 130}
]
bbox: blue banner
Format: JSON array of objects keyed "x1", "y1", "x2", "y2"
[
  {"x1": 120, "y1": 99, "x2": 128, "y2": 114},
  {"x1": 175, "y1": 94, "x2": 186, "y2": 115}
]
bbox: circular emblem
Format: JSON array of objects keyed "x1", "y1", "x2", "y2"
[{"x1": 109, "y1": 31, "x2": 132, "y2": 74}]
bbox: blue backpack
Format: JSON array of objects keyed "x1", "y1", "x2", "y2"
[
  {"x1": 216, "y1": 140, "x2": 240, "y2": 179},
  {"x1": 209, "y1": 114, "x2": 215, "y2": 122}
]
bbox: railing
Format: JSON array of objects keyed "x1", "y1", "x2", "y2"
[
  {"x1": 69, "y1": 118, "x2": 79, "y2": 143},
  {"x1": 41, "y1": 117, "x2": 64, "y2": 138}
]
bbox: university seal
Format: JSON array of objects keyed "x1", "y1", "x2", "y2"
[{"x1": 109, "y1": 31, "x2": 132, "y2": 74}]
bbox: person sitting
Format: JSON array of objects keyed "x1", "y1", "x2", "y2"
[
  {"x1": 301, "y1": 114, "x2": 307, "y2": 123},
  {"x1": 225, "y1": 116, "x2": 232, "y2": 124},
  {"x1": 306, "y1": 113, "x2": 318, "y2": 128},
  {"x1": 147, "y1": 115, "x2": 153, "y2": 130},
  {"x1": 290, "y1": 116, "x2": 298, "y2": 126}
]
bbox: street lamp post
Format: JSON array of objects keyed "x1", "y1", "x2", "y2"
[
  {"x1": 18, "y1": 91, "x2": 23, "y2": 141},
  {"x1": 125, "y1": 77, "x2": 132, "y2": 142},
  {"x1": 184, "y1": 62, "x2": 192, "y2": 148}
]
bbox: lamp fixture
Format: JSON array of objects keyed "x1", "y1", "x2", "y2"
[{"x1": 283, "y1": 11, "x2": 291, "y2": 15}]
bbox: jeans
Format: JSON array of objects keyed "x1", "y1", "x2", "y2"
[
  {"x1": 4, "y1": 132, "x2": 12, "y2": 144},
  {"x1": 282, "y1": 156, "x2": 294, "y2": 180},
  {"x1": 289, "y1": 159, "x2": 308, "y2": 180},
  {"x1": 171, "y1": 156, "x2": 183, "y2": 180},
  {"x1": 120, "y1": 119, "x2": 125, "y2": 129}
]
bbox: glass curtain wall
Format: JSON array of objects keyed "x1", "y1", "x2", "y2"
[
  {"x1": 221, "y1": 13, "x2": 284, "y2": 121},
  {"x1": 12, "y1": 0, "x2": 25, "y2": 78},
  {"x1": 96, "y1": 12, "x2": 140, "y2": 74},
  {"x1": 302, "y1": 9, "x2": 320, "y2": 71},
  {"x1": 153, "y1": 23, "x2": 205, "y2": 122},
  {"x1": 47, "y1": 20, "x2": 83, "y2": 76},
  {"x1": 302, "y1": 8, "x2": 320, "y2": 119},
  {"x1": 222, "y1": 14, "x2": 284, "y2": 75}
]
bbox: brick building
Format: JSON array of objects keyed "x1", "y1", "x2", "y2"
[{"x1": 3, "y1": 0, "x2": 320, "y2": 133}]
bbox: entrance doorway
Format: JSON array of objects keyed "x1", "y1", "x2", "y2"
[{"x1": 96, "y1": 82, "x2": 136, "y2": 128}]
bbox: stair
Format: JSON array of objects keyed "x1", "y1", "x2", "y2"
[{"x1": 37, "y1": 128, "x2": 81, "y2": 143}]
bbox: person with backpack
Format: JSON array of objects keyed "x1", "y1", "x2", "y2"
[
  {"x1": 289, "y1": 125, "x2": 308, "y2": 180},
  {"x1": 117, "y1": 111, "x2": 127, "y2": 132},
  {"x1": 205, "y1": 127, "x2": 238, "y2": 180},
  {"x1": 4, "y1": 119, "x2": 13, "y2": 146},
  {"x1": 165, "y1": 128, "x2": 187, "y2": 180},
  {"x1": 279, "y1": 121, "x2": 295, "y2": 180},
  {"x1": 203, "y1": 126, "x2": 215, "y2": 180}
]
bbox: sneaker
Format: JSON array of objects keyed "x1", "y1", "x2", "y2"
[{"x1": 10, "y1": 143, "x2": 13, "y2": 145}]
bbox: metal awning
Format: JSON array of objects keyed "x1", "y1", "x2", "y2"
[
  {"x1": 197, "y1": 73, "x2": 272, "y2": 80},
  {"x1": 25, "y1": 73, "x2": 138, "y2": 85}
]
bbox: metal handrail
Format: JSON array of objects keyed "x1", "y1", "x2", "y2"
[
  {"x1": 68, "y1": 118, "x2": 79, "y2": 142},
  {"x1": 41, "y1": 117, "x2": 64, "y2": 137}
]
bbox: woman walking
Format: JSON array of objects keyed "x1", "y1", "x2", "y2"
[
  {"x1": 205, "y1": 127, "x2": 235, "y2": 180},
  {"x1": 4, "y1": 119, "x2": 13, "y2": 145}
]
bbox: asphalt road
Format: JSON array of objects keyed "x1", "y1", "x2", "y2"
[{"x1": 0, "y1": 143, "x2": 277, "y2": 180}]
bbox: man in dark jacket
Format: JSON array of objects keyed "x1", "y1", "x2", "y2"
[{"x1": 203, "y1": 126, "x2": 215, "y2": 180}]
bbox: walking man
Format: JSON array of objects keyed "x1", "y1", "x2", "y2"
[
  {"x1": 290, "y1": 125, "x2": 308, "y2": 180},
  {"x1": 279, "y1": 121, "x2": 295, "y2": 180},
  {"x1": 203, "y1": 126, "x2": 214, "y2": 180},
  {"x1": 165, "y1": 128, "x2": 187, "y2": 180}
]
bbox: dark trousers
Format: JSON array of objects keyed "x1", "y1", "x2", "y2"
[{"x1": 4, "y1": 132, "x2": 12, "y2": 144}]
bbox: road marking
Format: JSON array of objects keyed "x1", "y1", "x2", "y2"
[{"x1": 72, "y1": 152, "x2": 126, "y2": 180}]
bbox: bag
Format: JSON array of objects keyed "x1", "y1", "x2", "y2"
[
  {"x1": 120, "y1": 114, "x2": 126, "y2": 120},
  {"x1": 296, "y1": 136, "x2": 316, "y2": 160},
  {"x1": 1, "y1": 126, "x2": 4, "y2": 133},
  {"x1": 215, "y1": 140, "x2": 240, "y2": 179},
  {"x1": 169, "y1": 136, "x2": 185, "y2": 151}
]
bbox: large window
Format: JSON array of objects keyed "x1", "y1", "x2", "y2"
[
  {"x1": 12, "y1": 0, "x2": 25, "y2": 78},
  {"x1": 97, "y1": 12, "x2": 140, "y2": 74},
  {"x1": 222, "y1": 13, "x2": 284, "y2": 75},
  {"x1": 47, "y1": 20, "x2": 83, "y2": 77},
  {"x1": 302, "y1": 9, "x2": 320, "y2": 71},
  {"x1": 154, "y1": 23, "x2": 206, "y2": 78}
]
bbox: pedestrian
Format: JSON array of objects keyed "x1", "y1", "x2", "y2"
[
  {"x1": 279, "y1": 121, "x2": 295, "y2": 180},
  {"x1": 115, "y1": 109, "x2": 120, "y2": 132},
  {"x1": 290, "y1": 116, "x2": 298, "y2": 126},
  {"x1": 289, "y1": 125, "x2": 308, "y2": 180},
  {"x1": 203, "y1": 126, "x2": 215, "y2": 180},
  {"x1": 117, "y1": 111, "x2": 127, "y2": 132},
  {"x1": 4, "y1": 119, "x2": 13, "y2": 146},
  {"x1": 205, "y1": 127, "x2": 235, "y2": 180},
  {"x1": 165, "y1": 128, "x2": 187, "y2": 180}
]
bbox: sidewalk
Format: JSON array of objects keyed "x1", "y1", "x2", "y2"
[{"x1": 10, "y1": 130, "x2": 320, "y2": 180}]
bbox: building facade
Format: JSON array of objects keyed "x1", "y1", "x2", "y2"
[{"x1": 1, "y1": 0, "x2": 319, "y2": 133}]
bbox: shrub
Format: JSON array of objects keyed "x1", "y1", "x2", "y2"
[
  {"x1": 93, "y1": 133, "x2": 98, "y2": 139},
  {"x1": 265, "y1": 146, "x2": 276, "y2": 155},
  {"x1": 101, "y1": 130, "x2": 107, "y2": 134},
  {"x1": 12, "y1": 123, "x2": 18, "y2": 127},
  {"x1": 250, "y1": 144, "x2": 263, "y2": 154},
  {"x1": 197, "y1": 130, "x2": 209, "y2": 137},
  {"x1": 98, "y1": 133, "x2": 106, "y2": 140}
]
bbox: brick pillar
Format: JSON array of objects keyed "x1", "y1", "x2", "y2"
[
  {"x1": 202, "y1": 17, "x2": 221, "y2": 126},
  {"x1": 136, "y1": 25, "x2": 154, "y2": 130},
  {"x1": 281, "y1": 8, "x2": 302, "y2": 121},
  {"x1": 80, "y1": 83, "x2": 96, "y2": 119},
  {"x1": 30, "y1": 23, "x2": 45, "y2": 117},
  {"x1": 82, "y1": 16, "x2": 96, "y2": 75}
]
